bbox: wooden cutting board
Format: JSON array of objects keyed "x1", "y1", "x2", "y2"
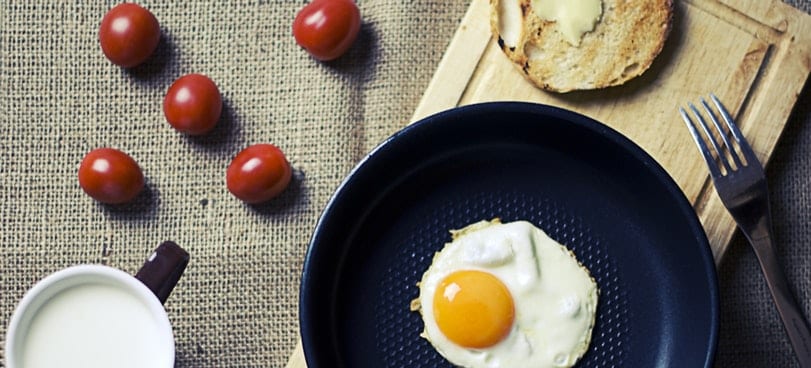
[{"x1": 287, "y1": 0, "x2": 811, "y2": 366}]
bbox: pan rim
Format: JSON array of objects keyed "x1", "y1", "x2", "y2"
[{"x1": 299, "y1": 101, "x2": 719, "y2": 368}]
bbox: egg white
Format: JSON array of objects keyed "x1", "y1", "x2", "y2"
[{"x1": 416, "y1": 219, "x2": 598, "y2": 368}]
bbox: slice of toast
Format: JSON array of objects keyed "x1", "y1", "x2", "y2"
[{"x1": 490, "y1": 0, "x2": 673, "y2": 92}]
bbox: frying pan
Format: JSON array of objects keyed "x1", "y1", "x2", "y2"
[{"x1": 300, "y1": 102, "x2": 718, "y2": 367}]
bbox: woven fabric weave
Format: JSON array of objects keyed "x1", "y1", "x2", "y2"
[
  {"x1": 0, "y1": 1, "x2": 469, "y2": 366},
  {"x1": 0, "y1": 1, "x2": 809, "y2": 367}
]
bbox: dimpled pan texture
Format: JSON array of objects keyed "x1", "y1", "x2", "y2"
[{"x1": 300, "y1": 102, "x2": 718, "y2": 368}]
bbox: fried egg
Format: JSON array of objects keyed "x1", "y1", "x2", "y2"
[{"x1": 413, "y1": 219, "x2": 598, "y2": 368}]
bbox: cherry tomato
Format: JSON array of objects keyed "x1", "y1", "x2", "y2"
[
  {"x1": 227, "y1": 144, "x2": 292, "y2": 204},
  {"x1": 98, "y1": 3, "x2": 160, "y2": 68},
  {"x1": 78, "y1": 148, "x2": 145, "y2": 204},
  {"x1": 163, "y1": 74, "x2": 223, "y2": 135},
  {"x1": 293, "y1": 0, "x2": 361, "y2": 61}
]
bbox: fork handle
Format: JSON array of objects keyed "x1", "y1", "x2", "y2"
[{"x1": 750, "y1": 233, "x2": 811, "y2": 368}]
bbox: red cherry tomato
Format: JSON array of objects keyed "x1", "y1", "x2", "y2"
[
  {"x1": 163, "y1": 74, "x2": 223, "y2": 135},
  {"x1": 98, "y1": 3, "x2": 160, "y2": 68},
  {"x1": 293, "y1": 0, "x2": 361, "y2": 61},
  {"x1": 78, "y1": 148, "x2": 145, "y2": 204},
  {"x1": 227, "y1": 144, "x2": 292, "y2": 204}
]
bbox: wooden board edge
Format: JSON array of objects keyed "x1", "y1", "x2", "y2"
[
  {"x1": 286, "y1": 339, "x2": 306, "y2": 368},
  {"x1": 703, "y1": 5, "x2": 811, "y2": 264},
  {"x1": 409, "y1": 0, "x2": 490, "y2": 123}
]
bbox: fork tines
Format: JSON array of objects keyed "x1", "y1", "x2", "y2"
[{"x1": 679, "y1": 94, "x2": 759, "y2": 177}]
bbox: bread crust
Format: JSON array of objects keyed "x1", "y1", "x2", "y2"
[{"x1": 490, "y1": 0, "x2": 674, "y2": 92}]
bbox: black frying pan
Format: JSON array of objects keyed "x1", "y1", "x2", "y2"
[{"x1": 300, "y1": 102, "x2": 718, "y2": 367}]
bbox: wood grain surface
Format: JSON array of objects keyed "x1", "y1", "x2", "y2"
[{"x1": 288, "y1": 0, "x2": 811, "y2": 366}]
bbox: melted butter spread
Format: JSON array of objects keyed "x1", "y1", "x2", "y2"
[{"x1": 531, "y1": 0, "x2": 603, "y2": 46}]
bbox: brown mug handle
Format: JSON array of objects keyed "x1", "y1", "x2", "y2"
[{"x1": 135, "y1": 241, "x2": 190, "y2": 304}]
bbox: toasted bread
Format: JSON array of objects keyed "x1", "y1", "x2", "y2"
[{"x1": 490, "y1": 0, "x2": 673, "y2": 92}]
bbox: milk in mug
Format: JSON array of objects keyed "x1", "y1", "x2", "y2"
[
  {"x1": 6, "y1": 266, "x2": 175, "y2": 368},
  {"x1": 14, "y1": 281, "x2": 173, "y2": 368}
]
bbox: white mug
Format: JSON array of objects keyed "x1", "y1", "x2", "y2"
[{"x1": 4, "y1": 241, "x2": 189, "y2": 368}]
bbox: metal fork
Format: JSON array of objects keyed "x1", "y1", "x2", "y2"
[{"x1": 680, "y1": 94, "x2": 811, "y2": 367}]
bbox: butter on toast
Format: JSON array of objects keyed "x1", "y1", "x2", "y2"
[{"x1": 490, "y1": 0, "x2": 673, "y2": 92}]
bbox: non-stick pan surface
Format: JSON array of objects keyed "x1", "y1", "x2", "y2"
[{"x1": 300, "y1": 102, "x2": 718, "y2": 368}]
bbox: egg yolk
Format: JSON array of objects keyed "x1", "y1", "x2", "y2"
[{"x1": 432, "y1": 270, "x2": 515, "y2": 348}]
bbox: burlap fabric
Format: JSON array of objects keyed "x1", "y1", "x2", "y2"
[{"x1": 0, "y1": 1, "x2": 808, "y2": 367}]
